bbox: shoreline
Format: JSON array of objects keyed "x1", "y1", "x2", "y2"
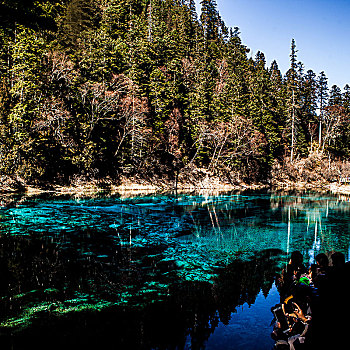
[{"x1": 1, "y1": 175, "x2": 350, "y2": 197}]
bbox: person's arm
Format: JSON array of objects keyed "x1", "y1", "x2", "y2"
[{"x1": 289, "y1": 302, "x2": 311, "y2": 323}]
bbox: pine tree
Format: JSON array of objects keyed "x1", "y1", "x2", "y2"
[
  {"x1": 187, "y1": 0, "x2": 198, "y2": 21},
  {"x1": 269, "y1": 60, "x2": 282, "y2": 87},
  {"x1": 328, "y1": 85, "x2": 342, "y2": 106},
  {"x1": 317, "y1": 71, "x2": 329, "y2": 148},
  {"x1": 0, "y1": 0, "x2": 349, "y2": 183},
  {"x1": 285, "y1": 38, "x2": 298, "y2": 162},
  {"x1": 342, "y1": 84, "x2": 350, "y2": 113},
  {"x1": 200, "y1": 0, "x2": 218, "y2": 44},
  {"x1": 61, "y1": 0, "x2": 101, "y2": 48},
  {"x1": 300, "y1": 69, "x2": 318, "y2": 148}
]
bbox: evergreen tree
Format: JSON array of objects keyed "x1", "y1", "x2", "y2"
[
  {"x1": 300, "y1": 69, "x2": 318, "y2": 147},
  {"x1": 285, "y1": 38, "x2": 299, "y2": 162},
  {"x1": 269, "y1": 60, "x2": 282, "y2": 87},
  {"x1": 188, "y1": 0, "x2": 198, "y2": 21},
  {"x1": 0, "y1": 0, "x2": 348, "y2": 184},
  {"x1": 62, "y1": 0, "x2": 101, "y2": 48},
  {"x1": 342, "y1": 84, "x2": 350, "y2": 113},
  {"x1": 317, "y1": 71, "x2": 329, "y2": 148},
  {"x1": 328, "y1": 85, "x2": 342, "y2": 106},
  {"x1": 200, "y1": 0, "x2": 219, "y2": 43}
]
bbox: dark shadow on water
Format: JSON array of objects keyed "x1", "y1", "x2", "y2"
[
  {"x1": 1, "y1": 190, "x2": 350, "y2": 349},
  {"x1": 0, "y1": 231, "x2": 284, "y2": 349}
]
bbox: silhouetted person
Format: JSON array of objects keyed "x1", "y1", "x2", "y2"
[
  {"x1": 327, "y1": 252, "x2": 346, "y2": 298},
  {"x1": 274, "y1": 251, "x2": 350, "y2": 349},
  {"x1": 314, "y1": 252, "x2": 348, "y2": 349},
  {"x1": 311, "y1": 253, "x2": 329, "y2": 292},
  {"x1": 330, "y1": 252, "x2": 350, "y2": 306},
  {"x1": 278, "y1": 251, "x2": 306, "y2": 300},
  {"x1": 331, "y1": 251, "x2": 345, "y2": 268},
  {"x1": 271, "y1": 299, "x2": 312, "y2": 349},
  {"x1": 316, "y1": 253, "x2": 329, "y2": 268},
  {"x1": 290, "y1": 251, "x2": 304, "y2": 267}
]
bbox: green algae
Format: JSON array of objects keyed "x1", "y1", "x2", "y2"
[
  {"x1": 0, "y1": 191, "x2": 350, "y2": 334},
  {"x1": 0, "y1": 299, "x2": 118, "y2": 330}
]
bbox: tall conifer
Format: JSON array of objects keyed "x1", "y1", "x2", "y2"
[{"x1": 317, "y1": 71, "x2": 329, "y2": 148}]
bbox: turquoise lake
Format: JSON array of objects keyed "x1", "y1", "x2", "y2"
[{"x1": 0, "y1": 190, "x2": 349, "y2": 349}]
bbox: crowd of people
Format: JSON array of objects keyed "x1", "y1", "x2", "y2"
[{"x1": 271, "y1": 251, "x2": 350, "y2": 349}]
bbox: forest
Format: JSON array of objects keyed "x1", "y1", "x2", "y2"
[{"x1": 0, "y1": 0, "x2": 349, "y2": 187}]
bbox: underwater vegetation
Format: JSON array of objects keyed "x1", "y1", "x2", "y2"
[{"x1": 0, "y1": 191, "x2": 349, "y2": 349}]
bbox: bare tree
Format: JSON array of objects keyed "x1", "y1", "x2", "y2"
[{"x1": 321, "y1": 105, "x2": 346, "y2": 152}]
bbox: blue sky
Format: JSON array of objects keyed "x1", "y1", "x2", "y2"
[{"x1": 195, "y1": 0, "x2": 350, "y2": 90}]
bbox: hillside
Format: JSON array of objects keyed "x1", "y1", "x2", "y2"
[{"x1": 0, "y1": 0, "x2": 349, "y2": 190}]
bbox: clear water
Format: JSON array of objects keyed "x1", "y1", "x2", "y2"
[{"x1": 0, "y1": 190, "x2": 349, "y2": 349}]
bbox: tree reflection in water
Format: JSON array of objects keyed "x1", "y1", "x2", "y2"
[
  {"x1": 0, "y1": 233, "x2": 283, "y2": 349},
  {"x1": 0, "y1": 191, "x2": 349, "y2": 349}
]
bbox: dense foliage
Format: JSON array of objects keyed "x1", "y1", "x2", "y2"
[{"x1": 0, "y1": 0, "x2": 349, "y2": 184}]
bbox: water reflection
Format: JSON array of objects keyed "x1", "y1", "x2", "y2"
[
  {"x1": 0, "y1": 243, "x2": 282, "y2": 349},
  {"x1": 0, "y1": 190, "x2": 349, "y2": 349},
  {"x1": 269, "y1": 192, "x2": 350, "y2": 262}
]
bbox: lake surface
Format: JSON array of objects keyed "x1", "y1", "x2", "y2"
[{"x1": 0, "y1": 190, "x2": 349, "y2": 349}]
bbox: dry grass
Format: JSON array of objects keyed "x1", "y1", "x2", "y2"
[
  {"x1": 2, "y1": 154, "x2": 350, "y2": 197},
  {"x1": 271, "y1": 151, "x2": 350, "y2": 190}
]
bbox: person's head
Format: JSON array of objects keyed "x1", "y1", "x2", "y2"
[
  {"x1": 331, "y1": 252, "x2": 345, "y2": 268},
  {"x1": 290, "y1": 251, "x2": 303, "y2": 266},
  {"x1": 315, "y1": 253, "x2": 329, "y2": 267}
]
